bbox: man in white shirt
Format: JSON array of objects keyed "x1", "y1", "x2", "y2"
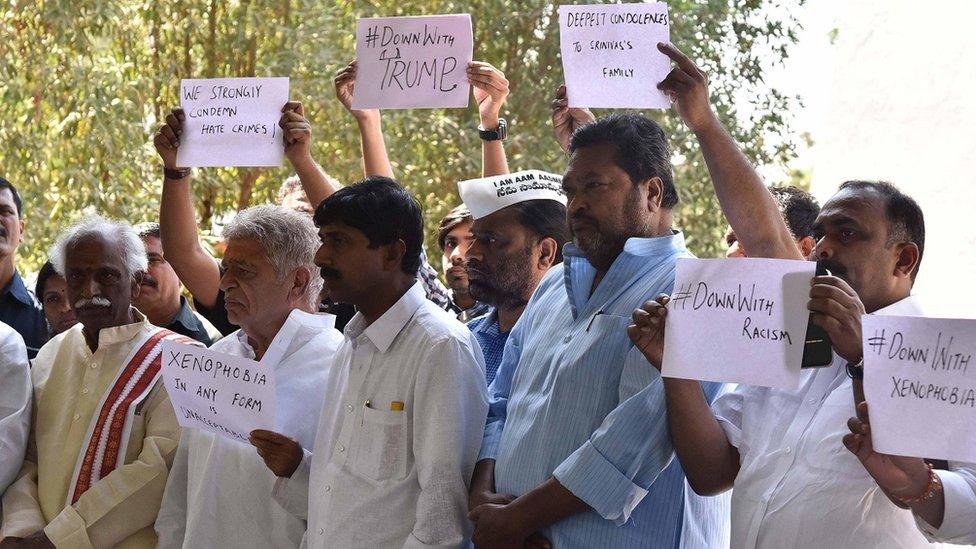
[
  {"x1": 155, "y1": 205, "x2": 342, "y2": 548},
  {"x1": 251, "y1": 177, "x2": 488, "y2": 549},
  {"x1": 629, "y1": 45, "x2": 960, "y2": 548},
  {"x1": 0, "y1": 321, "x2": 30, "y2": 497}
]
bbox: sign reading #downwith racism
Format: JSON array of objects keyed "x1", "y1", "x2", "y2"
[
  {"x1": 176, "y1": 77, "x2": 289, "y2": 168},
  {"x1": 353, "y1": 14, "x2": 473, "y2": 109},
  {"x1": 662, "y1": 257, "x2": 815, "y2": 389},
  {"x1": 863, "y1": 315, "x2": 976, "y2": 462},
  {"x1": 559, "y1": 3, "x2": 671, "y2": 109}
]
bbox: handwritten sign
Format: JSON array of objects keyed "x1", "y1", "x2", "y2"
[
  {"x1": 353, "y1": 14, "x2": 472, "y2": 109},
  {"x1": 662, "y1": 258, "x2": 815, "y2": 389},
  {"x1": 176, "y1": 77, "x2": 289, "y2": 167},
  {"x1": 457, "y1": 170, "x2": 566, "y2": 219},
  {"x1": 863, "y1": 315, "x2": 976, "y2": 462},
  {"x1": 161, "y1": 341, "x2": 276, "y2": 443},
  {"x1": 558, "y1": 3, "x2": 671, "y2": 109}
]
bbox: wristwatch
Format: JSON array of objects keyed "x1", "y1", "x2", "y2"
[
  {"x1": 164, "y1": 167, "x2": 192, "y2": 180},
  {"x1": 478, "y1": 118, "x2": 507, "y2": 141},
  {"x1": 846, "y1": 358, "x2": 864, "y2": 380}
]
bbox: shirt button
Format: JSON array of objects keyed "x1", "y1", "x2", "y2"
[
  {"x1": 346, "y1": 404, "x2": 353, "y2": 413},
  {"x1": 337, "y1": 444, "x2": 345, "y2": 453},
  {"x1": 324, "y1": 485, "x2": 332, "y2": 492},
  {"x1": 90, "y1": 363, "x2": 98, "y2": 369},
  {"x1": 784, "y1": 446, "x2": 792, "y2": 454},
  {"x1": 73, "y1": 413, "x2": 81, "y2": 421},
  {"x1": 563, "y1": 335, "x2": 572, "y2": 343},
  {"x1": 317, "y1": 528, "x2": 324, "y2": 535},
  {"x1": 81, "y1": 388, "x2": 89, "y2": 395}
]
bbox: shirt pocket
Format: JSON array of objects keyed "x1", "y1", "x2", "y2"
[{"x1": 354, "y1": 405, "x2": 408, "y2": 484}]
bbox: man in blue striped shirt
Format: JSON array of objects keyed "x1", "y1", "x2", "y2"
[{"x1": 467, "y1": 45, "x2": 742, "y2": 548}]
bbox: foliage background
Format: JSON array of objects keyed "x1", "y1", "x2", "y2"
[{"x1": 0, "y1": 0, "x2": 805, "y2": 274}]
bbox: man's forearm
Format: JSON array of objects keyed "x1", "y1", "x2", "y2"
[
  {"x1": 355, "y1": 114, "x2": 394, "y2": 179},
  {"x1": 290, "y1": 155, "x2": 337, "y2": 207},
  {"x1": 663, "y1": 378, "x2": 739, "y2": 495},
  {"x1": 159, "y1": 174, "x2": 221, "y2": 308},
  {"x1": 695, "y1": 116, "x2": 800, "y2": 260},
  {"x1": 508, "y1": 478, "x2": 589, "y2": 533},
  {"x1": 481, "y1": 141, "x2": 509, "y2": 177}
]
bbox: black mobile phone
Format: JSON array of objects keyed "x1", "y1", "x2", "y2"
[{"x1": 801, "y1": 263, "x2": 834, "y2": 368}]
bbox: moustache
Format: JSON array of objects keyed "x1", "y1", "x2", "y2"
[
  {"x1": 320, "y1": 267, "x2": 341, "y2": 280},
  {"x1": 74, "y1": 296, "x2": 112, "y2": 308},
  {"x1": 817, "y1": 259, "x2": 848, "y2": 278},
  {"x1": 141, "y1": 276, "x2": 158, "y2": 288},
  {"x1": 466, "y1": 260, "x2": 489, "y2": 279}
]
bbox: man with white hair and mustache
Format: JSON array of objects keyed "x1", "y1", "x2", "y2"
[
  {"x1": 1, "y1": 215, "x2": 197, "y2": 549},
  {"x1": 155, "y1": 205, "x2": 342, "y2": 549}
]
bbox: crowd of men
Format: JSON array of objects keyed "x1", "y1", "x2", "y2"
[{"x1": 0, "y1": 42, "x2": 973, "y2": 549}]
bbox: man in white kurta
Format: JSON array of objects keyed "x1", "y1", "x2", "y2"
[
  {"x1": 155, "y1": 205, "x2": 342, "y2": 548},
  {"x1": 155, "y1": 310, "x2": 341, "y2": 548},
  {"x1": 0, "y1": 321, "x2": 30, "y2": 497}
]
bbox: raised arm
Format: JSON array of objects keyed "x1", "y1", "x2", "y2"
[
  {"x1": 468, "y1": 61, "x2": 510, "y2": 177},
  {"x1": 657, "y1": 43, "x2": 801, "y2": 261},
  {"x1": 334, "y1": 61, "x2": 394, "y2": 179},
  {"x1": 280, "y1": 101, "x2": 341, "y2": 207},
  {"x1": 153, "y1": 108, "x2": 222, "y2": 309},
  {"x1": 550, "y1": 84, "x2": 596, "y2": 153}
]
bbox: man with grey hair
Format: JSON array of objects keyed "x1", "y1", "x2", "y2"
[
  {"x1": 156, "y1": 204, "x2": 343, "y2": 549},
  {"x1": 2, "y1": 215, "x2": 197, "y2": 548}
]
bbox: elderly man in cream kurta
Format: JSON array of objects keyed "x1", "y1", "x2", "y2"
[{"x1": 1, "y1": 216, "x2": 195, "y2": 549}]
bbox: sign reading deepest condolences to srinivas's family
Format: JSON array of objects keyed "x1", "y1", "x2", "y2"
[
  {"x1": 176, "y1": 77, "x2": 289, "y2": 167},
  {"x1": 353, "y1": 14, "x2": 473, "y2": 109},
  {"x1": 662, "y1": 258, "x2": 815, "y2": 389},
  {"x1": 863, "y1": 315, "x2": 976, "y2": 462},
  {"x1": 161, "y1": 341, "x2": 277, "y2": 443},
  {"x1": 558, "y1": 3, "x2": 671, "y2": 109}
]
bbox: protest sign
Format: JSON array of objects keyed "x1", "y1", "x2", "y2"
[
  {"x1": 176, "y1": 77, "x2": 288, "y2": 167},
  {"x1": 161, "y1": 341, "x2": 276, "y2": 443},
  {"x1": 662, "y1": 257, "x2": 815, "y2": 389},
  {"x1": 862, "y1": 315, "x2": 976, "y2": 462},
  {"x1": 353, "y1": 14, "x2": 473, "y2": 109},
  {"x1": 558, "y1": 3, "x2": 671, "y2": 109},
  {"x1": 457, "y1": 170, "x2": 566, "y2": 219}
]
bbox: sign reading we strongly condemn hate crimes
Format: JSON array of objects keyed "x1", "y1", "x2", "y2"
[
  {"x1": 863, "y1": 315, "x2": 976, "y2": 462},
  {"x1": 353, "y1": 14, "x2": 473, "y2": 109},
  {"x1": 161, "y1": 341, "x2": 276, "y2": 444},
  {"x1": 662, "y1": 258, "x2": 815, "y2": 389},
  {"x1": 559, "y1": 3, "x2": 671, "y2": 109},
  {"x1": 176, "y1": 77, "x2": 289, "y2": 167}
]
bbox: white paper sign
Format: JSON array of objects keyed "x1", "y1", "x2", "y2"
[
  {"x1": 662, "y1": 258, "x2": 815, "y2": 389},
  {"x1": 558, "y1": 3, "x2": 671, "y2": 109},
  {"x1": 176, "y1": 77, "x2": 289, "y2": 167},
  {"x1": 457, "y1": 170, "x2": 566, "y2": 219},
  {"x1": 161, "y1": 341, "x2": 276, "y2": 443},
  {"x1": 863, "y1": 315, "x2": 976, "y2": 462},
  {"x1": 353, "y1": 14, "x2": 473, "y2": 109}
]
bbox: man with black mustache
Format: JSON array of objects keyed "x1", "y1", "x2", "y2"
[
  {"x1": 132, "y1": 223, "x2": 218, "y2": 345},
  {"x1": 1, "y1": 215, "x2": 192, "y2": 548},
  {"x1": 0, "y1": 177, "x2": 47, "y2": 359},
  {"x1": 627, "y1": 43, "x2": 975, "y2": 548}
]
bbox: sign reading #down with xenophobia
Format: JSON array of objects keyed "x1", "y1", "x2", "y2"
[
  {"x1": 161, "y1": 340, "x2": 276, "y2": 443},
  {"x1": 559, "y1": 3, "x2": 671, "y2": 109},
  {"x1": 863, "y1": 315, "x2": 976, "y2": 462},
  {"x1": 662, "y1": 258, "x2": 815, "y2": 389},
  {"x1": 176, "y1": 77, "x2": 289, "y2": 168},
  {"x1": 353, "y1": 14, "x2": 473, "y2": 109}
]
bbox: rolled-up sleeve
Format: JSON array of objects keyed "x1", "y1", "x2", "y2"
[
  {"x1": 478, "y1": 321, "x2": 523, "y2": 462},
  {"x1": 916, "y1": 463, "x2": 976, "y2": 544},
  {"x1": 553, "y1": 347, "x2": 674, "y2": 525}
]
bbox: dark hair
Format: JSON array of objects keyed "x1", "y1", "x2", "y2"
[
  {"x1": 35, "y1": 261, "x2": 59, "y2": 300},
  {"x1": 437, "y1": 205, "x2": 472, "y2": 252},
  {"x1": 0, "y1": 177, "x2": 23, "y2": 218},
  {"x1": 769, "y1": 186, "x2": 820, "y2": 239},
  {"x1": 568, "y1": 113, "x2": 678, "y2": 209},
  {"x1": 839, "y1": 180, "x2": 925, "y2": 278},
  {"x1": 314, "y1": 176, "x2": 423, "y2": 275},
  {"x1": 510, "y1": 200, "x2": 570, "y2": 264},
  {"x1": 135, "y1": 222, "x2": 161, "y2": 240}
]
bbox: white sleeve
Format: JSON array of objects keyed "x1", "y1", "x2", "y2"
[
  {"x1": 272, "y1": 449, "x2": 313, "y2": 520},
  {"x1": 155, "y1": 432, "x2": 191, "y2": 548},
  {"x1": 0, "y1": 327, "x2": 31, "y2": 494},
  {"x1": 915, "y1": 463, "x2": 976, "y2": 544}
]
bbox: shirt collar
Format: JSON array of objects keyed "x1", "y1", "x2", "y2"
[
  {"x1": 2, "y1": 271, "x2": 36, "y2": 306},
  {"x1": 94, "y1": 308, "x2": 152, "y2": 346},
  {"x1": 346, "y1": 282, "x2": 425, "y2": 353},
  {"x1": 167, "y1": 296, "x2": 198, "y2": 331},
  {"x1": 562, "y1": 230, "x2": 688, "y2": 262},
  {"x1": 471, "y1": 307, "x2": 500, "y2": 335}
]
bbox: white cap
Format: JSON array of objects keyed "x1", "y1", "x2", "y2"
[{"x1": 457, "y1": 170, "x2": 567, "y2": 220}]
